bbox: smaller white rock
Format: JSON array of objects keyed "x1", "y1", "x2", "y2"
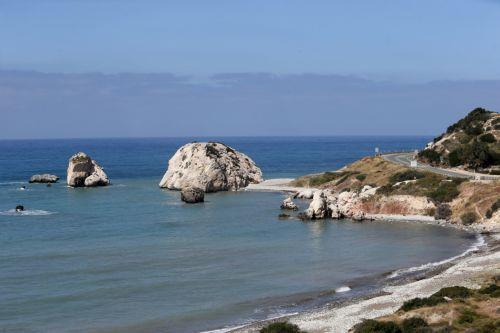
[
  {"x1": 296, "y1": 189, "x2": 315, "y2": 199},
  {"x1": 281, "y1": 197, "x2": 298, "y2": 210}
]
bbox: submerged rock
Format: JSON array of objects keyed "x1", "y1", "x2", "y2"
[
  {"x1": 15, "y1": 205, "x2": 24, "y2": 212},
  {"x1": 181, "y1": 187, "x2": 205, "y2": 203},
  {"x1": 159, "y1": 142, "x2": 263, "y2": 192},
  {"x1": 67, "y1": 152, "x2": 109, "y2": 187},
  {"x1": 29, "y1": 174, "x2": 59, "y2": 183},
  {"x1": 281, "y1": 197, "x2": 298, "y2": 210}
]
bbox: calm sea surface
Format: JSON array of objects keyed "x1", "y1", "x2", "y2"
[{"x1": 0, "y1": 137, "x2": 475, "y2": 333}]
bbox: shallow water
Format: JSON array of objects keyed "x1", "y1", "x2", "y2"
[{"x1": 0, "y1": 137, "x2": 476, "y2": 333}]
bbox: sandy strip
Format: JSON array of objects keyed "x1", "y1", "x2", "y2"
[
  {"x1": 245, "y1": 179, "x2": 317, "y2": 193},
  {"x1": 228, "y1": 238, "x2": 500, "y2": 333}
]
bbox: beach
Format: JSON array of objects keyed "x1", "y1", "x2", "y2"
[{"x1": 228, "y1": 234, "x2": 500, "y2": 333}]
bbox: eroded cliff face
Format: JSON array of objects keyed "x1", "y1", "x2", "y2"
[{"x1": 159, "y1": 142, "x2": 263, "y2": 192}]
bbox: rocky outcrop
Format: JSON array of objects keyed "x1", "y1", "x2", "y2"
[
  {"x1": 181, "y1": 187, "x2": 205, "y2": 203},
  {"x1": 67, "y1": 152, "x2": 109, "y2": 187},
  {"x1": 299, "y1": 187, "x2": 376, "y2": 221},
  {"x1": 281, "y1": 197, "x2": 298, "y2": 210},
  {"x1": 159, "y1": 142, "x2": 263, "y2": 192},
  {"x1": 29, "y1": 174, "x2": 59, "y2": 183}
]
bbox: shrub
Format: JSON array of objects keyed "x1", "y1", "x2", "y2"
[
  {"x1": 427, "y1": 181, "x2": 460, "y2": 203},
  {"x1": 461, "y1": 211, "x2": 478, "y2": 225},
  {"x1": 447, "y1": 149, "x2": 463, "y2": 167},
  {"x1": 418, "y1": 149, "x2": 441, "y2": 165},
  {"x1": 335, "y1": 174, "x2": 350, "y2": 186},
  {"x1": 309, "y1": 172, "x2": 339, "y2": 186},
  {"x1": 353, "y1": 319, "x2": 401, "y2": 333},
  {"x1": 486, "y1": 199, "x2": 500, "y2": 219},
  {"x1": 479, "y1": 133, "x2": 496, "y2": 143},
  {"x1": 400, "y1": 296, "x2": 445, "y2": 311},
  {"x1": 377, "y1": 184, "x2": 394, "y2": 196},
  {"x1": 401, "y1": 317, "x2": 429, "y2": 333},
  {"x1": 462, "y1": 140, "x2": 493, "y2": 169},
  {"x1": 447, "y1": 108, "x2": 492, "y2": 134},
  {"x1": 260, "y1": 322, "x2": 306, "y2": 333},
  {"x1": 356, "y1": 174, "x2": 367, "y2": 181},
  {"x1": 479, "y1": 283, "x2": 500, "y2": 297},
  {"x1": 389, "y1": 170, "x2": 425, "y2": 184},
  {"x1": 432, "y1": 286, "x2": 472, "y2": 299},
  {"x1": 457, "y1": 308, "x2": 480, "y2": 325},
  {"x1": 434, "y1": 203, "x2": 452, "y2": 220}
]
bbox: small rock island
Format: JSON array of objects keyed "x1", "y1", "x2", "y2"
[
  {"x1": 67, "y1": 152, "x2": 110, "y2": 187},
  {"x1": 159, "y1": 142, "x2": 263, "y2": 193},
  {"x1": 29, "y1": 174, "x2": 59, "y2": 183}
]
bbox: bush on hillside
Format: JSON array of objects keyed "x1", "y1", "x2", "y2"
[
  {"x1": 427, "y1": 180, "x2": 462, "y2": 203},
  {"x1": 462, "y1": 140, "x2": 493, "y2": 169},
  {"x1": 389, "y1": 170, "x2": 425, "y2": 184},
  {"x1": 400, "y1": 317, "x2": 429, "y2": 333},
  {"x1": 432, "y1": 286, "x2": 472, "y2": 298},
  {"x1": 356, "y1": 173, "x2": 367, "y2": 181},
  {"x1": 461, "y1": 211, "x2": 478, "y2": 225},
  {"x1": 260, "y1": 322, "x2": 306, "y2": 333},
  {"x1": 479, "y1": 133, "x2": 496, "y2": 143},
  {"x1": 486, "y1": 199, "x2": 500, "y2": 219},
  {"x1": 418, "y1": 149, "x2": 441, "y2": 165},
  {"x1": 434, "y1": 203, "x2": 452, "y2": 220},
  {"x1": 446, "y1": 107, "x2": 492, "y2": 134},
  {"x1": 353, "y1": 319, "x2": 401, "y2": 333}
]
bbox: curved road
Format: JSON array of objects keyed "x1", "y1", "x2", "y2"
[{"x1": 382, "y1": 153, "x2": 500, "y2": 180}]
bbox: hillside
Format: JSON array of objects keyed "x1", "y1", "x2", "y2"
[{"x1": 418, "y1": 108, "x2": 500, "y2": 173}]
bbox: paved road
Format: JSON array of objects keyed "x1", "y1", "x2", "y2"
[{"x1": 382, "y1": 153, "x2": 499, "y2": 180}]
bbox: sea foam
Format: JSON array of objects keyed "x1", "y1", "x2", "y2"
[{"x1": 0, "y1": 209, "x2": 55, "y2": 216}]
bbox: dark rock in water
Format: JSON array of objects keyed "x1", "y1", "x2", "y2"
[
  {"x1": 29, "y1": 174, "x2": 59, "y2": 183},
  {"x1": 15, "y1": 205, "x2": 24, "y2": 212},
  {"x1": 46, "y1": 183, "x2": 52, "y2": 187},
  {"x1": 278, "y1": 213, "x2": 291, "y2": 220},
  {"x1": 181, "y1": 187, "x2": 205, "y2": 203}
]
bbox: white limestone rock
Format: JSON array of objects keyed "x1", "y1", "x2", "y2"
[
  {"x1": 296, "y1": 189, "x2": 315, "y2": 199},
  {"x1": 281, "y1": 197, "x2": 298, "y2": 210},
  {"x1": 159, "y1": 142, "x2": 263, "y2": 192},
  {"x1": 29, "y1": 174, "x2": 59, "y2": 183},
  {"x1": 67, "y1": 152, "x2": 109, "y2": 187}
]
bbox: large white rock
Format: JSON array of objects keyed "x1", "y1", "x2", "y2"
[
  {"x1": 67, "y1": 152, "x2": 109, "y2": 187},
  {"x1": 159, "y1": 142, "x2": 263, "y2": 192},
  {"x1": 302, "y1": 191, "x2": 329, "y2": 219}
]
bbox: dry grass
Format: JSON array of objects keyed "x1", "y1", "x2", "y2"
[
  {"x1": 289, "y1": 156, "x2": 407, "y2": 191},
  {"x1": 450, "y1": 181, "x2": 500, "y2": 222}
]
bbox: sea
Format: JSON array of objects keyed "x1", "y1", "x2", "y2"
[{"x1": 0, "y1": 137, "x2": 478, "y2": 333}]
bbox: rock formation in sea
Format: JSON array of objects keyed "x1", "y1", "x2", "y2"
[
  {"x1": 281, "y1": 197, "x2": 298, "y2": 210},
  {"x1": 67, "y1": 152, "x2": 110, "y2": 187},
  {"x1": 159, "y1": 142, "x2": 263, "y2": 192},
  {"x1": 29, "y1": 174, "x2": 59, "y2": 183},
  {"x1": 181, "y1": 187, "x2": 205, "y2": 203}
]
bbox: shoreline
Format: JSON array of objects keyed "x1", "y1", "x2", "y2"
[{"x1": 218, "y1": 233, "x2": 500, "y2": 333}]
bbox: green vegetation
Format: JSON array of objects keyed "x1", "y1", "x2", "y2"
[
  {"x1": 418, "y1": 149, "x2": 441, "y2": 165},
  {"x1": 260, "y1": 322, "x2": 306, "y2": 333},
  {"x1": 356, "y1": 173, "x2": 367, "y2": 181},
  {"x1": 400, "y1": 317, "x2": 429, "y2": 333},
  {"x1": 308, "y1": 172, "x2": 339, "y2": 186},
  {"x1": 426, "y1": 179, "x2": 464, "y2": 203},
  {"x1": 457, "y1": 308, "x2": 481, "y2": 325},
  {"x1": 434, "y1": 203, "x2": 452, "y2": 220},
  {"x1": 353, "y1": 319, "x2": 402, "y2": 333},
  {"x1": 446, "y1": 107, "x2": 493, "y2": 134},
  {"x1": 460, "y1": 211, "x2": 478, "y2": 225},
  {"x1": 480, "y1": 133, "x2": 496, "y2": 143},
  {"x1": 389, "y1": 170, "x2": 425, "y2": 183},
  {"x1": 401, "y1": 286, "x2": 472, "y2": 312},
  {"x1": 479, "y1": 283, "x2": 500, "y2": 297},
  {"x1": 486, "y1": 199, "x2": 500, "y2": 219}
]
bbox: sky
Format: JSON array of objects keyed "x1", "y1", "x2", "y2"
[{"x1": 1, "y1": 0, "x2": 500, "y2": 139}]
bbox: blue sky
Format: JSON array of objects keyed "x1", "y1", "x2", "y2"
[
  {"x1": 1, "y1": 0, "x2": 500, "y2": 80},
  {"x1": 0, "y1": 1, "x2": 499, "y2": 139}
]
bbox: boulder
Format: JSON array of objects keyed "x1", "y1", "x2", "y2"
[
  {"x1": 15, "y1": 205, "x2": 24, "y2": 212},
  {"x1": 181, "y1": 187, "x2": 205, "y2": 203},
  {"x1": 159, "y1": 142, "x2": 263, "y2": 192},
  {"x1": 281, "y1": 197, "x2": 298, "y2": 210},
  {"x1": 296, "y1": 189, "x2": 315, "y2": 199},
  {"x1": 67, "y1": 152, "x2": 109, "y2": 187},
  {"x1": 29, "y1": 174, "x2": 59, "y2": 183},
  {"x1": 302, "y1": 191, "x2": 329, "y2": 219}
]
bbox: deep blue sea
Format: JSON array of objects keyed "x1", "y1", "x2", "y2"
[{"x1": 0, "y1": 137, "x2": 476, "y2": 333}]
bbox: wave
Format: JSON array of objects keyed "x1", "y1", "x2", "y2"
[
  {"x1": 0, "y1": 181, "x2": 26, "y2": 185},
  {"x1": 388, "y1": 233, "x2": 485, "y2": 279},
  {"x1": 335, "y1": 286, "x2": 352, "y2": 293},
  {"x1": 0, "y1": 209, "x2": 55, "y2": 216},
  {"x1": 199, "y1": 312, "x2": 299, "y2": 333}
]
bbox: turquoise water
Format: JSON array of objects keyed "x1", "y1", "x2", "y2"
[{"x1": 0, "y1": 137, "x2": 475, "y2": 333}]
